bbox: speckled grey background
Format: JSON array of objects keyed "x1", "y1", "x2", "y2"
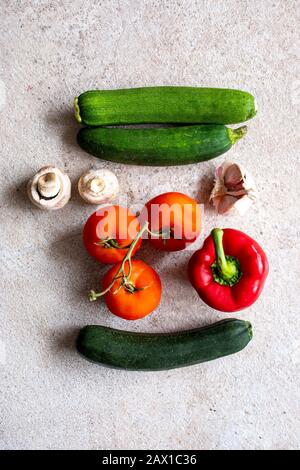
[{"x1": 1, "y1": 0, "x2": 299, "y2": 450}]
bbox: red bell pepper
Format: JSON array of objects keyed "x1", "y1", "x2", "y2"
[{"x1": 188, "y1": 228, "x2": 268, "y2": 312}]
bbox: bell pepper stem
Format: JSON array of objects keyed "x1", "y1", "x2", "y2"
[{"x1": 211, "y1": 228, "x2": 240, "y2": 283}]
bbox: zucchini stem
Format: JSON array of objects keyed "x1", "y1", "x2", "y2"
[
  {"x1": 228, "y1": 126, "x2": 247, "y2": 145},
  {"x1": 74, "y1": 97, "x2": 82, "y2": 123}
]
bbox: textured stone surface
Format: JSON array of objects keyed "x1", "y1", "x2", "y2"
[{"x1": 1, "y1": 0, "x2": 299, "y2": 450}]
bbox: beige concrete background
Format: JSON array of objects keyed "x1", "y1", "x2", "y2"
[{"x1": 0, "y1": 0, "x2": 299, "y2": 450}]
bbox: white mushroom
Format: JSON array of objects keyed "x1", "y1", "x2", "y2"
[
  {"x1": 27, "y1": 166, "x2": 71, "y2": 210},
  {"x1": 210, "y1": 161, "x2": 257, "y2": 215},
  {"x1": 78, "y1": 169, "x2": 119, "y2": 204}
]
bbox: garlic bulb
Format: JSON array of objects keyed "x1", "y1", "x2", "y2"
[
  {"x1": 27, "y1": 166, "x2": 71, "y2": 210},
  {"x1": 210, "y1": 161, "x2": 257, "y2": 215},
  {"x1": 78, "y1": 169, "x2": 119, "y2": 204}
]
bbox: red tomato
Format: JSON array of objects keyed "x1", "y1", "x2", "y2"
[
  {"x1": 83, "y1": 205, "x2": 141, "y2": 264},
  {"x1": 102, "y1": 260, "x2": 162, "y2": 320},
  {"x1": 142, "y1": 192, "x2": 201, "y2": 251}
]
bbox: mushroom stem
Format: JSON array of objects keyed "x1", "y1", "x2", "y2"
[
  {"x1": 78, "y1": 169, "x2": 119, "y2": 205},
  {"x1": 87, "y1": 177, "x2": 105, "y2": 194},
  {"x1": 37, "y1": 172, "x2": 61, "y2": 199}
]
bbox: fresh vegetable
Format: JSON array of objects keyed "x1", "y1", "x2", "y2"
[
  {"x1": 83, "y1": 205, "x2": 141, "y2": 264},
  {"x1": 27, "y1": 166, "x2": 71, "y2": 211},
  {"x1": 142, "y1": 192, "x2": 201, "y2": 251},
  {"x1": 188, "y1": 228, "x2": 269, "y2": 312},
  {"x1": 89, "y1": 221, "x2": 162, "y2": 319},
  {"x1": 74, "y1": 87, "x2": 256, "y2": 126},
  {"x1": 92, "y1": 259, "x2": 162, "y2": 320},
  {"x1": 76, "y1": 319, "x2": 253, "y2": 370},
  {"x1": 77, "y1": 124, "x2": 247, "y2": 166},
  {"x1": 78, "y1": 169, "x2": 119, "y2": 205},
  {"x1": 210, "y1": 161, "x2": 257, "y2": 215}
]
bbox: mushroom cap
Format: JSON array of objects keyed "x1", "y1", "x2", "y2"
[{"x1": 78, "y1": 169, "x2": 119, "y2": 204}]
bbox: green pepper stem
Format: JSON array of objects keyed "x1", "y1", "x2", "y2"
[{"x1": 211, "y1": 228, "x2": 240, "y2": 283}]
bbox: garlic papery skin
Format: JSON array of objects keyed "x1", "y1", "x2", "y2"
[
  {"x1": 27, "y1": 166, "x2": 71, "y2": 210},
  {"x1": 210, "y1": 161, "x2": 257, "y2": 216},
  {"x1": 78, "y1": 169, "x2": 119, "y2": 204}
]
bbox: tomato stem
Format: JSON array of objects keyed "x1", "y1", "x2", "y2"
[
  {"x1": 94, "y1": 238, "x2": 131, "y2": 249},
  {"x1": 89, "y1": 222, "x2": 150, "y2": 301},
  {"x1": 147, "y1": 227, "x2": 172, "y2": 239}
]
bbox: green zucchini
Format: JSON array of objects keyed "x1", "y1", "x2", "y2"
[
  {"x1": 77, "y1": 124, "x2": 247, "y2": 166},
  {"x1": 76, "y1": 319, "x2": 253, "y2": 371},
  {"x1": 74, "y1": 87, "x2": 256, "y2": 126}
]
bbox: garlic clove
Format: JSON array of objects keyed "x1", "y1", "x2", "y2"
[
  {"x1": 210, "y1": 161, "x2": 257, "y2": 216},
  {"x1": 28, "y1": 166, "x2": 71, "y2": 210},
  {"x1": 78, "y1": 169, "x2": 119, "y2": 204},
  {"x1": 217, "y1": 195, "x2": 238, "y2": 215},
  {"x1": 223, "y1": 164, "x2": 244, "y2": 191}
]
